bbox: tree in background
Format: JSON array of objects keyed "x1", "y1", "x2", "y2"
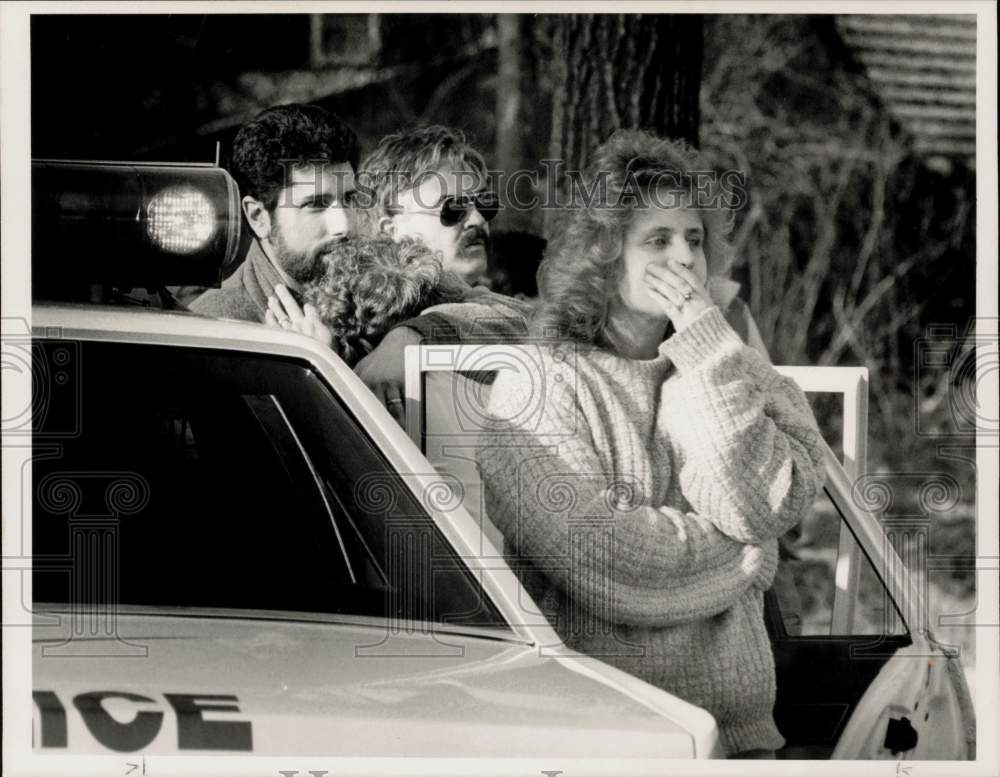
[
  {"x1": 699, "y1": 15, "x2": 975, "y2": 475},
  {"x1": 699, "y1": 15, "x2": 976, "y2": 667},
  {"x1": 546, "y1": 14, "x2": 701, "y2": 161},
  {"x1": 527, "y1": 14, "x2": 703, "y2": 235}
]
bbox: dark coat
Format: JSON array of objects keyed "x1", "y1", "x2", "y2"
[{"x1": 189, "y1": 241, "x2": 283, "y2": 322}]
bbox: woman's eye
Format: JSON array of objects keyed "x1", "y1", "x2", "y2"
[
  {"x1": 646, "y1": 237, "x2": 668, "y2": 248},
  {"x1": 688, "y1": 238, "x2": 703, "y2": 248}
]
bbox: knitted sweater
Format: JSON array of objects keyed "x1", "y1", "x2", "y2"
[{"x1": 476, "y1": 306, "x2": 825, "y2": 755}]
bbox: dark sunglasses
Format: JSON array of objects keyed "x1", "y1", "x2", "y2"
[
  {"x1": 408, "y1": 191, "x2": 499, "y2": 227},
  {"x1": 440, "y1": 191, "x2": 499, "y2": 226}
]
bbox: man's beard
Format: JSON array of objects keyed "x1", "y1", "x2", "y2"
[{"x1": 269, "y1": 223, "x2": 323, "y2": 284}]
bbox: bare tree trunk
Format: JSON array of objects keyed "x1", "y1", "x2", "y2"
[
  {"x1": 544, "y1": 14, "x2": 702, "y2": 233},
  {"x1": 495, "y1": 14, "x2": 530, "y2": 231},
  {"x1": 548, "y1": 14, "x2": 702, "y2": 171},
  {"x1": 496, "y1": 15, "x2": 522, "y2": 172}
]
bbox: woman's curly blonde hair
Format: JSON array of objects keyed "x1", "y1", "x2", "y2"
[
  {"x1": 533, "y1": 130, "x2": 736, "y2": 346},
  {"x1": 303, "y1": 236, "x2": 465, "y2": 365}
]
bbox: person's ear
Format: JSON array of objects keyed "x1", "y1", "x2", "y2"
[
  {"x1": 242, "y1": 196, "x2": 272, "y2": 241},
  {"x1": 377, "y1": 215, "x2": 396, "y2": 239}
]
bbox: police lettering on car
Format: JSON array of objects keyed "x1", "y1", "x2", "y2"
[{"x1": 33, "y1": 691, "x2": 251, "y2": 752}]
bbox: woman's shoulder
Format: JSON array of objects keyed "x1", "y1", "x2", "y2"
[
  {"x1": 487, "y1": 341, "x2": 631, "y2": 420},
  {"x1": 489, "y1": 342, "x2": 581, "y2": 391},
  {"x1": 497, "y1": 341, "x2": 611, "y2": 378}
]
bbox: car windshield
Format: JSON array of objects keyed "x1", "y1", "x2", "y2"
[{"x1": 31, "y1": 339, "x2": 511, "y2": 634}]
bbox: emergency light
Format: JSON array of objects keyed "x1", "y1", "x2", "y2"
[{"x1": 32, "y1": 160, "x2": 242, "y2": 294}]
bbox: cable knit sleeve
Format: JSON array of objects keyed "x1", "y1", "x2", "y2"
[
  {"x1": 476, "y1": 348, "x2": 777, "y2": 627},
  {"x1": 659, "y1": 306, "x2": 826, "y2": 545}
]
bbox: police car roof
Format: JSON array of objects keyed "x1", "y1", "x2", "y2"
[{"x1": 32, "y1": 302, "x2": 334, "y2": 359}]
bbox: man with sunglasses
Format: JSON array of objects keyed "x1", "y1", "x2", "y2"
[
  {"x1": 308, "y1": 125, "x2": 526, "y2": 421},
  {"x1": 265, "y1": 125, "x2": 533, "y2": 422},
  {"x1": 362, "y1": 125, "x2": 500, "y2": 285}
]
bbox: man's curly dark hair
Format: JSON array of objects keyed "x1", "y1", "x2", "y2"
[
  {"x1": 230, "y1": 103, "x2": 360, "y2": 211},
  {"x1": 303, "y1": 236, "x2": 466, "y2": 366}
]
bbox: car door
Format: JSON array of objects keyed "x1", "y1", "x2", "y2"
[
  {"x1": 766, "y1": 368, "x2": 975, "y2": 760},
  {"x1": 766, "y1": 468, "x2": 913, "y2": 758},
  {"x1": 768, "y1": 447, "x2": 975, "y2": 760}
]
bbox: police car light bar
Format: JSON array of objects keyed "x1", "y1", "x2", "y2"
[
  {"x1": 32, "y1": 160, "x2": 242, "y2": 294},
  {"x1": 147, "y1": 185, "x2": 218, "y2": 254}
]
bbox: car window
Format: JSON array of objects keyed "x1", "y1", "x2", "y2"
[
  {"x1": 32, "y1": 339, "x2": 509, "y2": 631},
  {"x1": 770, "y1": 487, "x2": 908, "y2": 637}
]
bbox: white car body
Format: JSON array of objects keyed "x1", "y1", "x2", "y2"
[{"x1": 29, "y1": 303, "x2": 720, "y2": 767}]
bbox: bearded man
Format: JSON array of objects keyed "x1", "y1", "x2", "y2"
[{"x1": 191, "y1": 103, "x2": 359, "y2": 321}]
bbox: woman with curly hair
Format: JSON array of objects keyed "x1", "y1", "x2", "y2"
[
  {"x1": 476, "y1": 130, "x2": 825, "y2": 758},
  {"x1": 266, "y1": 236, "x2": 464, "y2": 366}
]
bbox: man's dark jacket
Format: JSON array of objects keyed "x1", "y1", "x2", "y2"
[{"x1": 190, "y1": 240, "x2": 283, "y2": 322}]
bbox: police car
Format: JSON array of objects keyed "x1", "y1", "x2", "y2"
[{"x1": 28, "y1": 161, "x2": 975, "y2": 767}]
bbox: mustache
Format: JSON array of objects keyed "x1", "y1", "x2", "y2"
[{"x1": 459, "y1": 226, "x2": 488, "y2": 246}]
